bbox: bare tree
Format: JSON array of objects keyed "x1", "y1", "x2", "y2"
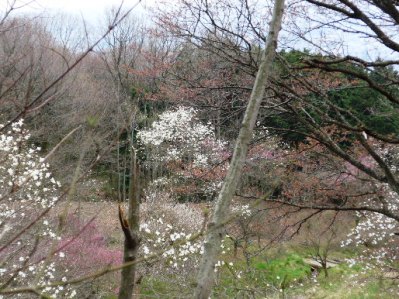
[
  {"x1": 252, "y1": 0, "x2": 399, "y2": 222},
  {"x1": 194, "y1": 0, "x2": 286, "y2": 297},
  {"x1": 0, "y1": 1, "x2": 149, "y2": 297}
]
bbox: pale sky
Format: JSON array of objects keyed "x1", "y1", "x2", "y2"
[
  {"x1": 2, "y1": 0, "x2": 153, "y2": 25},
  {"x1": 2, "y1": 0, "x2": 397, "y2": 61}
]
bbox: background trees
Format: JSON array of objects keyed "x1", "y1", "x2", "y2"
[
  {"x1": 1, "y1": 0, "x2": 399, "y2": 297},
  {"x1": 151, "y1": 0, "x2": 399, "y2": 295},
  {"x1": 152, "y1": 0, "x2": 399, "y2": 214}
]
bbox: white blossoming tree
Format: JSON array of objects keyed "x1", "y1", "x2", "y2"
[
  {"x1": 342, "y1": 184, "x2": 399, "y2": 266},
  {"x1": 0, "y1": 120, "x2": 76, "y2": 298},
  {"x1": 138, "y1": 106, "x2": 229, "y2": 202},
  {"x1": 139, "y1": 203, "x2": 204, "y2": 272}
]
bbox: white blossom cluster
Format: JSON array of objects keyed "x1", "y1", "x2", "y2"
[
  {"x1": 139, "y1": 209, "x2": 238, "y2": 281},
  {"x1": 137, "y1": 106, "x2": 227, "y2": 167},
  {"x1": 342, "y1": 183, "x2": 399, "y2": 265},
  {"x1": 138, "y1": 107, "x2": 228, "y2": 201},
  {"x1": 0, "y1": 119, "x2": 74, "y2": 298},
  {"x1": 16, "y1": 260, "x2": 76, "y2": 298},
  {"x1": 0, "y1": 122, "x2": 59, "y2": 204},
  {"x1": 374, "y1": 142, "x2": 399, "y2": 174},
  {"x1": 0, "y1": 120, "x2": 58, "y2": 230},
  {"x1": 138, "y1": 201, "x2": 207, "y2": 276},
  {"x1": 139, "y1": 214, "x2": 204, "y2": 271},
  {"x1": 231, "y1": 204, "x2": 252, "y2": 220},
  {"x1": 214, "y1": 260, "x2": 234, "y2": 273},
  {"x1": 138, "y1": 206, "x2": 238, "y2": 279}
]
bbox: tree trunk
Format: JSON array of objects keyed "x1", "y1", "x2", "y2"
[
  {"x1": 193, "y1": 1, "x2": 286, "y2": 297},
  {"x1": 118, "y1": 140, "x2": 140, "y2": 299},
  {"x1": 216, "y1": 107, "x2": 221, "y2": 140}
]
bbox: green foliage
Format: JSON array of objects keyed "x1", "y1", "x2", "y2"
[
  {"x1": 264, "y1": 50, "x2": 399, "y2": 146},
  {"x1": 141, "y1": 277, "x2": 170, "y2": 296},
  {"x1": 257, "y1": 254, "x2": 311, "y2": 290},
  {"x1": 263, "y1": 112, "x2": 309, "y2": 146},
  {"x1": 213, "y1": 253, "x2": 312, "y2": 298},
  {"x1": 303, "y1": 263, "x2": 399, "y2": 299},
  {"x1": 329, "y1": 86, "x2": 399, "y2": 136}
]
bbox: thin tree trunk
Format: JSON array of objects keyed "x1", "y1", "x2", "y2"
[
  {"x1": 122, "y1": 151, "x2": 127, "y2": 201},
  {"x1": 193, "y1": 1, "x2": 286, "y2": 297},
  {"x1": 216, "y1": 107, "x2": 221, "y2": 140},
  {"x1": 118, "y1": 135, "x2": 140, "y2": 299}
]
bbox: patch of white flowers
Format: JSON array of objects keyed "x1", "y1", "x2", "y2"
[
  {"x1": 138, "y1": 202, "x2": 237, "y2": 280},
  {"x1": 139, "y1": 213, "x2": 204, "y2": 271},
  {"x1": 374, "y1": 142, "x2": 399, "y2": 174},
  {"x1": 138, "y1": 106, "x2": 228, "y2": 201},
  {"x1": 0, "y1": 119, "x2": 74, "y2": 298},
  {"x1": 138, "y1": 106, "x2": 227, "y2": 166},
  {"x1": 231, "y1": 204, "x2": 252, "y2": 219},
  {"x1": 342, "y1": 183, "x2": 399, "y2": 265}
]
